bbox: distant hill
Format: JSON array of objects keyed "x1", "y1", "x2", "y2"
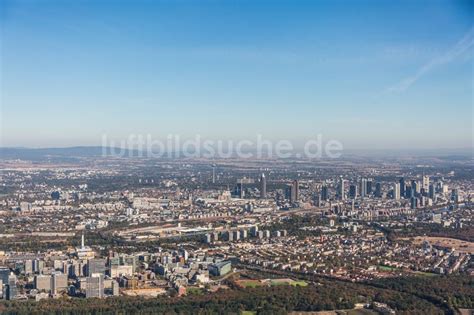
[
  {"x1": 1, "y1": 146, "x2": 472, "y2": 162},
  {"x1": 0, "y1": 146, "x2": 141, "y2": 161},
  {"x1": 344, "y1": 147, "x2": 473, "y2": 159}
]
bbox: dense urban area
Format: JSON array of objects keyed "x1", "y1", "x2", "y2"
[{"x1": 0, "y1": 148, "x2": 472, "y2": 315}]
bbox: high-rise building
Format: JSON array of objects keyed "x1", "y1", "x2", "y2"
[
  {"x1": 227, "y1": 230, "x2": 234, "y2": 242},
  {"x1": 451, "y1": 189, "x2": 459, "y2": 202},
  {"x1": 420, "y1": 196, "x2": 426, "y2": 207},
  {"x1": 24, "y1": 260, "x2": 33, "y2": 275},
  {"x1": 412, "y1": 180, "x2": 420, "y2": 194},
  {"x1": 393, "y1": 183, "x2": 400, "y2": 200},
  {"x1": 429, "y1": 184, "x2": 435, "y2": 199},
  {"x1": 366, "y1": 180, "x2": 373, "y2": 195},
  {"x1": 87, "y1": 259, "x2": 106, "y2": 277},
  {"x1": 236, "y1": 182, "x2": 245, "y2": 198},
  {"x1": 178, "y1": 248, "x2": 189, "y2": 261},
  {"x1": 286, "y1": 180, "x2": 299, "y2": 203},
  {"x1": 121, "y1": 255, "x2": 138, "y2": 272},
  {"x1": 112, "y1": 280, "x2": 120, "y2": 296},
  {"x1": 35, "y1": 275, "x2": 51, "y2": 292},
  {"x1": 5, "y1": 274, "x2": 17, "y2": 300},
  {"x1": 51, "y1": 272, "x2": 68, "y2": 295},
  {"x1": 292, "y1": 180, "x2": 299, "y2": 202},
  {"x1": 423, "y1": 175, "x2": 430, "y2": 191},
  {"x1": 399, "y1": 178, "x2": 405, "y2": 198},
  {"x1": 406, "y1": 185, "x2": 415, "y2": 199},
  {"x1": 260, "y1": 173, "x2": 267, "y2": 199},
  {"x1": 232, "y1": 230, "x2": 240, "y2": 241},
  {"x1": 86, "y1": 274, "x2": 104, "y2": 298},
  {"x1": 360, "y1": 178, "x2": 367, "y2": 198},
  {"x1": 212, "y1": 165, "x2": 216, "y2": 184},
  {"x1": 375, "y1": 182, "x2": 382, "y2": 198},
  {"x1": 320, "y1": 185, "x2": 329, "y2": 201},
  {"x1": 33, "y1": 259, "x2": 44, "y2": 273},
  {"x1": 314, "y1": 194, "x2": 322, "y2": 207},
  {"x1": 349, "y1": 184, "x2": 358, "y2": 199},
  {"x1": 0, "y1": 267, "x2": 10, "y2": 285},
  {"x1": 285, "y1": 185, "x2": 292, "y2": 201},
  {"x1": 250, "y1": 226, "x2": 259, "y2": 237},
  {"x1": 410, "y1": 197, "x2": 418, "y2": 209},
  {"x1": 338, "y1": 178, "x2": 345, "y2": 200}
]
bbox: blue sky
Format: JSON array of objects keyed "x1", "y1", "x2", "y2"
[{"x1": 1, "y1": 0, "x2": 473, "y2": 149}]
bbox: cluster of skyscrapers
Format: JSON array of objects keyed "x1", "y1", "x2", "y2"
[{"x1": 320, "y1": 175, "x2": 448, "y2": 209}]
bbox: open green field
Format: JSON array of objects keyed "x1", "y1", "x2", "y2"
[
  {"x1": 291, "y1": 280, "x2": 308, "y2": 287},
  {"x1": 378, "y1": 265, "x2": 398, "y2": 271},
  {"x1": 236, "y1": 280, "x2": 263, "y2": 288},
  {"x1": 413, "y1": 271, "x2": 438, "y2": 277},
  {"x1": 237, "y1": 279, "x2": 308, "y2": 288},
  {"x1": 270, "y1": 279, "x2": 308, "y2": 287}
]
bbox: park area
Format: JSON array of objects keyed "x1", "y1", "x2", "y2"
[{"x1": 235, "y1": 278, "x2": 308, "y2": 288}]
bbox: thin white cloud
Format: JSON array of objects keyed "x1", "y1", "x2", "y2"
[{"x1": 385, "y1": 27, "x2": 474, "y2": 93}]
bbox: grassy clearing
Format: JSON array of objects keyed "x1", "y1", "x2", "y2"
[
  {"x1": 413, "y1": 271, "x2": 438, "y2": 277},
  {"x1": 378, "y1": 265, "x2": 398, "y2": 271},
  {"x1": 237, "y1": 279, "x2": 308, "y2": 288},
  {"x1": 236, "y1": 280, "x2": 263, "y2": 288}
]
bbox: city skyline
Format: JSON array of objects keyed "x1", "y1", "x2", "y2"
[
  {"x1": 1, "y1": 0, "x2": 473, "y2": 150},
  {"x1": 1, "y1": 1, "x2": 473, "y2": 312}
]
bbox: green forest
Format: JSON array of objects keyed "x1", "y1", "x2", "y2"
[{"x1": 0, "y1": 275, "x2": 472, "y2": 315}]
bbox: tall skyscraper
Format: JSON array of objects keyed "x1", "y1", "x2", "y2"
[
  {"x1": 451, "y1": 189, "x2": 459, "y2": 202},
  {"x1": 375, "y1": 182, "x2": 382, "y2": 198},
  {"x1": 291, "y1": 180, "x2": 299, "y2": 203},
  {"x1": 366, "y1": 179, "x2": 373, "y2": 195},
  {"x1": 409, "y1": 186, "x2": 415, "y2": 198},
  {"x1": 429, "y1": 183, "x2": 435, "y2": 199},
  {"x1": 320, "y1": 185, "x2": 329, "y2": 201},
  {"x1": 393, "y1": 183, "x2": 400, "y2": 200},
  {"x1": 399, "y1": 178, "x2": 405, "y2": 198},
  {"x1": 0, "y1": 267, "x2": 10, "y2": 285},
  {"x1": 250, "y1": 226, "x2": 259, "y2": 237},
  {"x1": 338, "y1": 178, "x2": 345, "y2": 200},
  {"x1": 423, "y1": 175, "x2": 430, "y2": 191},
  {"x1": 412, "y1": 180, "x2": 420, "y2": 194},
  {"x1": 6, "y1": 274, "x2": 17, "y2": 300},
  {"x1": 285, "y1": 184, "x2": 292, "y2": 201},
  {"x1": 349, "y1": 184, "x2": 358, "y2": 199},
  {"x1": 236, "y1": 181, "x2": 245, "y2": 198},
  {"x1": 360, "y1": 178, "x2": 367, "y2": 198},
  {"x1": 260, "y1": 173, "x2": 267, "y2": 199}
]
